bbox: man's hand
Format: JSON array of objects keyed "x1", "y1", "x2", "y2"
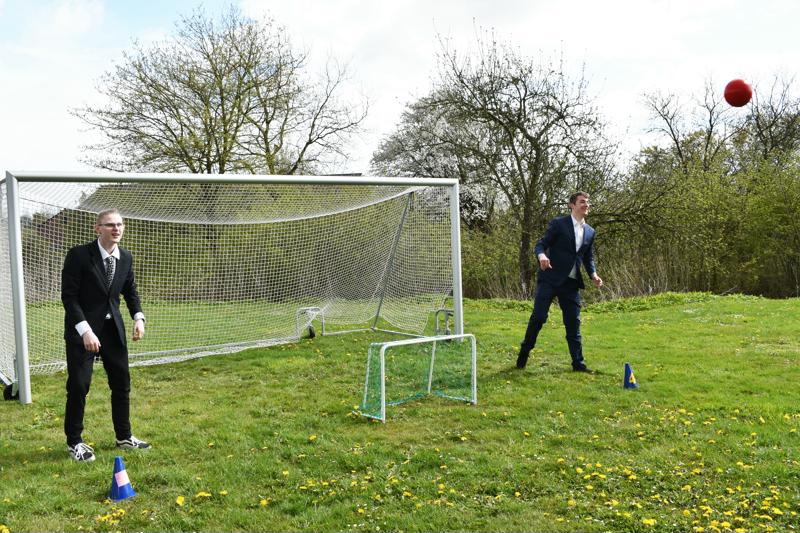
[
  {"x1": 82, "y1": 331, "x2": 101, "y2": 353},
  {"x1": 539, "y1": 255, "x2": 552, "y2": 270},
  {"x1": 132, "y1": 319, "x2": 145, "y2": 341},
  {"x1": 591, "y1": 273, "x2": 603, "y2": 288}
]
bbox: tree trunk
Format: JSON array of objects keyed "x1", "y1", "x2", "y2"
[{"x1": 519, "y1": 203, "x2": 534, "y2": 298}]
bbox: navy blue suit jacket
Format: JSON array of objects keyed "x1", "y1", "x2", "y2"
[
  {"x1": 61, "y1": 240, "x2": 143, "y2": 347},
  {"x1": 534, "y1": 215, "x2": 597, "y2": 290}
]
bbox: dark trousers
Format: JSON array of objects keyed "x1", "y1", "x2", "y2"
[
  {"x1": 64, "y1": 319, "x2": 131, "y2": 445},
  {"x1": 519, "y1": 278, "x2": 584, "y2": 367}
]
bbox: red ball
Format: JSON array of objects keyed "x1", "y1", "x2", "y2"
[{"x1": 724, "y1": 79, "x2": 752, "y2": 107}]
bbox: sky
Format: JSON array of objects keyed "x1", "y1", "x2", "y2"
[{"x1": 1, "y1": 0, "x2": 799, "y2": 175}]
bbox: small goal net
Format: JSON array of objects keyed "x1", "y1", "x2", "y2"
[{"x1": 358, "y1": 334, "x2": 477, "y2": 422}]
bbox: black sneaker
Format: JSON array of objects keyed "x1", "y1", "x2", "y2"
[
  {"x1": 68, "y1": 442, "x2": 96, "y2": 462},
  {"x1": 572, "y1": 363, "x2": 591, "y2": 373},
  {"x1": 116, "y1": 435, "x2": 151, "y2": 449}
]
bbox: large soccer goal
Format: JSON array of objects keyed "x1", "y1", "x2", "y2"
[{"x1": 1, "y1": 171, "x2": 465, "y2": 404}]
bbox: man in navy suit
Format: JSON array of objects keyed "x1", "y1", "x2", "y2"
[
  {"x1": 61, "y1": 208, "x2": 151, "y2": 461},
  {"x1": 517, "y1": 192, "x2": 603, "y2": 372}
]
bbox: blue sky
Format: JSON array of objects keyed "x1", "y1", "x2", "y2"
[{"x1": 2, "y1": 0, "x2": 799, "y2": 174}]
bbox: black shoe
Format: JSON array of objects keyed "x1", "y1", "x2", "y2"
[
  {"x1": 116, "y1": 435, "x2": 151, "y2": 449},
  {"x1": 516, "y1": 345, "x2": 530, "y2": 369},
  {"x1": 572, "y1": 363, "x2": 591, "y2": 373},
  {"x1": 68, "y1": 442, "x2": 96, "y2": 462}
]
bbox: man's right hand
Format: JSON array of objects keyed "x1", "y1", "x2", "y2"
[
  {"x1": 82, "y1": 331, "x2": 101, "y2": 353},
  {"x1": 539, "y1": 255, "x2": 552, "y2": 270}
]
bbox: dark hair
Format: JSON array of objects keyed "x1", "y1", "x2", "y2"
[{"x1": 568, "y1": 191, "x2": 589, "y2": 205}]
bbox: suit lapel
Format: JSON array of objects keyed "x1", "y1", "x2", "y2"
[
  {"x1": 564, "y1": 216, "x2": 575, "y2": 244},
  {"x1": 110, "y1": 251, "x2": 129, "y2": 294},
  {"x1": 583, "y1": 225, "x2": 594, "y2": 248},
  {"x1": 88, "y1": 241, "x2": 110, "y2": 294}
]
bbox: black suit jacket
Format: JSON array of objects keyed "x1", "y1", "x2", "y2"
[
  {"x1": 534, "y1": 215, "x2": 597, "y2": 290},
  {"x1": 61, "y1": 240, "x2": 143, "y2": 347}
]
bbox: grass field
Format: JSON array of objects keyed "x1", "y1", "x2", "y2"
[{"x1": 1, "y1": 293, "x2": 799, "y2": 532}]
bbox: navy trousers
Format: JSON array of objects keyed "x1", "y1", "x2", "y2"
[
  {"x1": 519, "y1": 277, "x2": 584, "y2": 367},
  {"x1": 64, "y1": 319, "x2": 131, "y2": 445}
]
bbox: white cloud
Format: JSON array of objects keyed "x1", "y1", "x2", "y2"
[
  {"x1": 0, "y1": 0, "x2": 112, "y2": 171},
  {"x1": 4, "y1": 0, "x2": 800, "y2": 173}
]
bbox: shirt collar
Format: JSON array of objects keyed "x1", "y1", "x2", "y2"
[
  {"x1": 571, "y1": 215, "x2": 585, "y2": 228},
  {"x1": 97, "y1": 241, "x2": 120, "y2": 261}
]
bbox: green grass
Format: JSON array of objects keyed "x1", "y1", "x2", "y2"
[{"x1": 1, "y1": 293, "x2": 799, "y2": 532}]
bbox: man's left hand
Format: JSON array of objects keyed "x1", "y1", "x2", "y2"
[
  {"x1": 591, "y1": 273, "x2": 603, "y2": 288},
  {"x1": 133, "y1": 319, "x2": 145, "y2": 341}
]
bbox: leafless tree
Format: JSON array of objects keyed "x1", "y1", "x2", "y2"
[
  {"x1": 373, "y1": 34, "x2": 616, "y2": 295},
  {"x1": 74, "y1": 6, "x2": 367, "y2": 174}
]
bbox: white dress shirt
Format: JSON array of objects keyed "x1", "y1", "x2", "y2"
[{"x1": 568, "y1": 215, "x2": 585, "y2": 279}]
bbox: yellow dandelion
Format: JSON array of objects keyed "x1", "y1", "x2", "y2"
[
  {"x1": 282, "y1": 470, "x2": 289, "y2": 476},
  {"x1": 585, "y1": 484, "x2": 593, "y2": 490},
  {"x1": 357, "y1": 508, "x2": 366, "y2": 514},
  {"x1": 523, "y1": 431, "x2": 530, "y2": 437},
  {"x1": 175, "y1": 495, "x2": 185, "y2": 506},
  {"x1": 642, "y1": 518, "x2": 657, "y2": 526},
  {"x1": 260, "y1": 498, "x2": 270, "y2": 506},
  {"x1": 567, "y1": 499, "x2": 576, "y2": 507},
  {"x1": 557, "y1": 458, "x2": 565, "y2": 464},
  {"x1": 0, "y1": 525, "x2": 9, "y2": 533},
  {"x1": 195, "y1": 491, "x2": 212, "y2": 498},
  {"x1": 308, "y1": 435, "x2": 317, "y2": 442},
  {"x1": 219, "y1": 490, "x2": 228, "y2": 496},
  {"x1": 514, "y1": 491, "x2": 521, "y2": 497}
]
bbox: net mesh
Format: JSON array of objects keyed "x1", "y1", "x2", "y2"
[
  {"x1": 359, "y1": 335, "x2": 476, "y2": 422},
  {"x1": 0, "y1": 179, "x2": 454, "y2": 376}
]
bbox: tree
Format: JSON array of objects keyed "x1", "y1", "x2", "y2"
[
  {"x1": 624, "y1": 78, "x2": 800, "y2": 297},
  {"x1": 372, "y1": 34, "x2": 616, "y2": 295},
  {"x1": 74, "y1": 6, "x2": 366, "y2": 174}
]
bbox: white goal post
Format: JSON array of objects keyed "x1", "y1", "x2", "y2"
[
  {"x1": 1, "y1": 171, "x2": 465, "y2": 405},
  {"x1": 359, "y1": 333, "x2": 477, "y2": 423}
]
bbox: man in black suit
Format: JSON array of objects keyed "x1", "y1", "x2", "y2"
[
  {"x1": 517, "y1": 192, "x2": 603, "y2": 372},
  {"x1": 61, "y1": 208, "x2": 150, "y2": 462}
]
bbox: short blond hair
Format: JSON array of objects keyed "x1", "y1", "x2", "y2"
[{"x1": 95, "y1": 208, "x2": 122, "y2": 224}]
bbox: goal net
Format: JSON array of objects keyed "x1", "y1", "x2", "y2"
[
  {"x1": 1, "y1": 173, "x2": 464, "y2": 403},
  {"x1": 358, "y1": 334, "x2": 477, "y2": 422}
]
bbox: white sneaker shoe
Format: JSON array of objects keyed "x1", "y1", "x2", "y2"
[
  {"x1": 116, "y1": 435, "x2": 151, "y2": 449},
  {"x1": 68, "y1": 442, "x2": 96, "y2": 462}
]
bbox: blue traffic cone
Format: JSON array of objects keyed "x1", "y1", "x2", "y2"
[
  {"x1": 109, "y1": 456, "x2": 136, "y2": 501},
  {"x1": 623, "y1": 362, "x2": 639, "y2": 389}
]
